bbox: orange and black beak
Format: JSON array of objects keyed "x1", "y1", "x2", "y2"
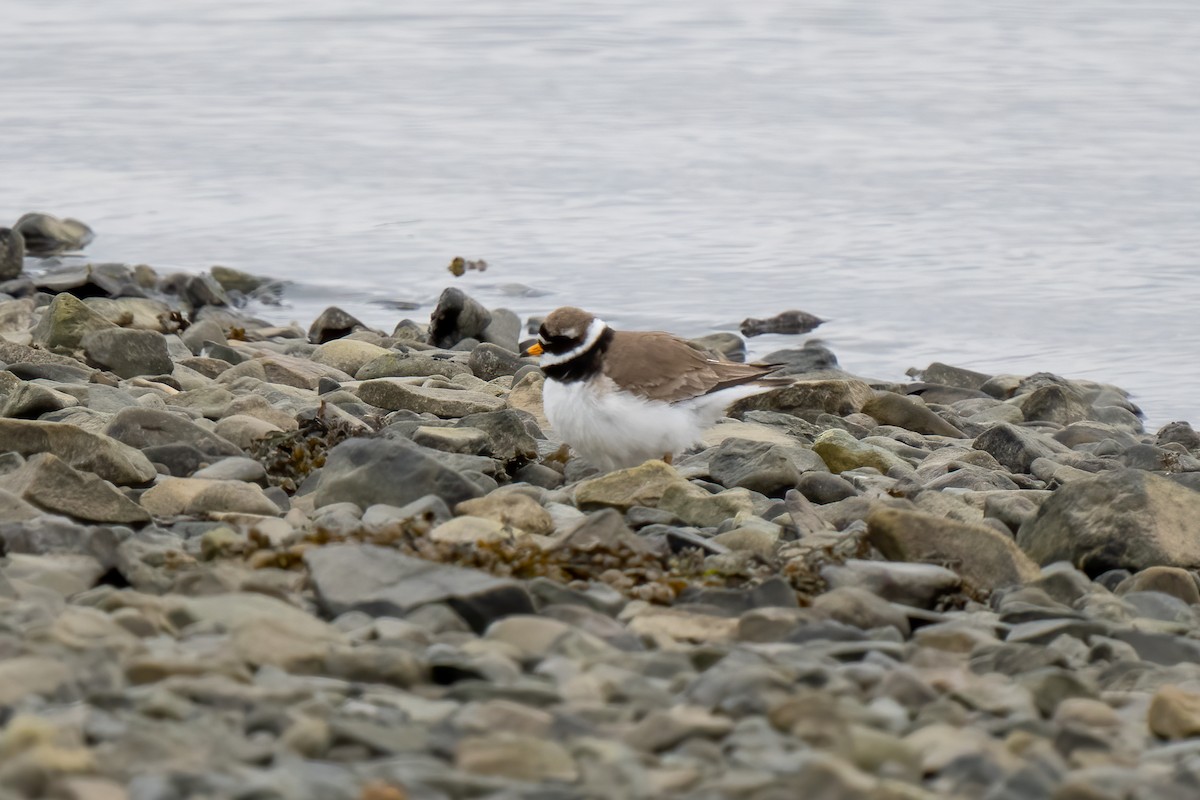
[{"x1": 522, "y1": 342, "x2": 544, "y2": 357}]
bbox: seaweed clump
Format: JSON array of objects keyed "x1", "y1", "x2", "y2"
[{"x1": 249, "y1": 401, "x2": 364, "y2": 493}]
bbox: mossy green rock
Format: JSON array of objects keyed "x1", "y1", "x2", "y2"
[
  {"x1": 813, "y1": 428, "x2": 911, "y2": 475},
  {"x1": 31, "y1": 292, "x2": 118, "y2": 352}
]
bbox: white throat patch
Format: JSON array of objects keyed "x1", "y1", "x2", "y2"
[{"x1": 539, "y1": 318, "x2": 608, "y2": 367}]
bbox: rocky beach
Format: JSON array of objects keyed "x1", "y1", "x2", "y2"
[{"x1": 3, "y1": 217, "x2": 1200, "y2": 799}]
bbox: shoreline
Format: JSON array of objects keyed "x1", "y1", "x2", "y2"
[{"x1": 1, "y1": 252, "x2": 1199, "y2": 796}]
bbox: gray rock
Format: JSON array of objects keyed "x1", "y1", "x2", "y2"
[
  {"x1": 140, "y1": 476, "x2": 282, "y2": 517},
  {"x1": 0, "y1": 227, "x2": 24, "y2": 280},
  {"x1": 358, "y1": 379, "x2": 505, "y2": 417},
  {"x1": 821, "y1": 559, "x2": 961, "y2": 609},
  {"x1": 412, "y1": 425, "x2": 490, "y2": 455},
  {"x1": 861, "y1": 391, "x2": 966, "y2": 437},
  {"x1": 1021, "y1": 383, "x2": 1093, "y2": 426},
  {"x1": 429, "y1": 287, "x2": 492, "y2": 348},
  {"x1": 210, "y1": 265, "x2": 266, "y2": 294},
  {"x1": 796, "y1": 471, "x2": 858, "y2": 504},
  {"x1": 81, "y1": 327, "x2": 174, "y2": 378},
  {"x1": 731, "y1": 379, "x2": 876, "y2": 419},
  {"x1": 105, "y1": 407, "x2": 243, "y2": 457},
  {"x1": 1158, "y1": 420, "x2": 1200, "y2": 451},
  {"x1": 0, "y1": 516, "x2": 129, "y2": 566},
  {"x1": 478, "y1": 308, "x2": 522, "y2": 352},
  {"x1": 180, "y1": 317, "x2": 227, "y2": 355},
  {"x1": 811, "y1": 585, "x2": 911, "y2": 635},
  {"x1": 308, "y1": 306, "x2": 365, "y2": 344},
  {"x1": 314, "y1": 437, "x2": 484, "y2": 510},
  {"x1": 762, "y1": 341, "x2": 841, "y2": 376},
  {"x1": 305, "y1": 543, "x2": 534, "y2": 632},
  {"x1": 1017, "y1": 468, "x2": 1200, "y2": 574},
  {"x1": 0, "y1": 418, "x2": 156, "y2": 485},
  {"x1": 0, "y1": 373, "x2": 77, "y2": 418},
  {"x1": 973, "y1": 422, "x2": 1070, "y2": 473},
  {"x1": 355, "y1": 351, "x2": 472, "y2": 380},
  {"x1": 0, "y1": 487, "x2": 40, "y2": 523},
  {"x1": 708, "y1": 437, "x2": 819, "y2": 496},
  {"x1": 141, "y1": 443, "x2": 207, "y2": 477},
  {"x1": 468, "y1": 342, "x2": 531, "y2": 380},
  {"x1": 689, "y1": 332, "x2": 747, "y2": 362},
  {"x1": 457, "y1": 410, "x2": 539, "y2": 464},
  {"x1": 13, "y1": 211, "x2": 94, "y2": 255},
  {"x1": 181, "y1": 272, "x2": 230, "y2": 307},
  {"x1": 0, "y1": 452, "x2": 149, "y2": 523},
  {"x1": 192, "y1": 456, "x2": 268, "y2": 484},
  {"x1": 676, "y1": 577, "x2": 798, "y2": 613}
]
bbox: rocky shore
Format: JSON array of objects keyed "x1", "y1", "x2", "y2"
[{"x1": 3, "y1": 242, "x2": 1200, "y2": 798}]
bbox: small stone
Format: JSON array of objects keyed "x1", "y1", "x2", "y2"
[
  {"x1": 658, "y1": 484, "x2": 758, "y2": 527},
  {"x1": 740, "y1": 309, "x2": 823, "y2": 337},
  {"x1": 0, "y1": 453, "x2": 149, "y2": 523},
  {"x1": 428, "y1": 515, "x2": 508, "y2": 544},
  {"x1": 213, "y1": 414, "x2": 284, "y2": 449},
  {"x1": 412, "y1": 425, "x2": 489, "y2": 454},
  {"x1": 140, "y1": 477, "x2": 282, "y2": 517},
  {"x1": 813, "y1": 428, "x2": 911, "y2": 474},
  {"x1": 689, "y1": 332, "x2": 747, "y2": 361},
  {"x1": 105, "y1": 407, "x2": 243, "y2": 457},
  {"x1": 820, "y1": 559, "x2": 961, "y2": 609},
  {"x1": 973, "y1": 423, "x2": 1069, "y2": 474},
  {"x1": 574, "y1": 460, "x2": 690, "y2": 512},
  {"x1": 355, "y1": 351, "x2": 472, "y2": 380},
  {"x1": 811, "y1": 586, "x2": 910, "y2": 635},
  {"x1": 455, "y1": 493, "x2": 554, "y2": 535},
  {"x1": 625, "y1": 705, "x2": 735, "y2": 752},
  {"x1": 467, "y1": 342, "x2": 531, "y2": 380},
  {"x1": 1115, "y1": 566, "x2": 1200, "y2": 604},
  {"x1": 455, "y1": 734, "x2": 578, "y2": 783},
  {"x1": 861, "y1": 391, "x2": 966, "y2": 437},
  {"x1": 1148, "y1": 685, "x2": 1200, "y2": 740},
  {"x1": 0, "y1": 418, "x2": 156, "y2": 485},
  {"x1": 314, "y1": 437, "x2": 484, "y2": 510},
  {"x1": 478, "y1": 308, "x2": 522, "y2": 352},
  {"x1": 308, "y1": 306, "x2": 366, "y2": 344},
  {"x1": 1021, "y1": 383, "x2": 1093, "y2": 426},
  {"x1": 730, "y1": 379, "x2": 876, "y2": 418},
  {"x1": 709, "y1": 437, "x2": 826, "y2": 496},
  {"x1": 796, "y1": 471, "x2": 858, "y2": 504},
  {"x1": 310, "y1": 338, "x2": 391, "y2": 374}
]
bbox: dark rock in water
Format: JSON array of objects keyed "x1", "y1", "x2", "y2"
[
  {"x1": 429, "y1": 287, "x2": 491, "y2": 348},
  {"x1": 105, "y1": 407, "x2": 243, "y2": 457},
  {"x1": 305, "y1": 543, "x2": 533, "y2": 632},
  {"x1": 468, "y1": 342, "x2": 532, "y2": 381},
  {"x1": 308, "y1": 306, "x2": 365, "y2": 344},
  {"x1": 82, "y1": 328, "x2": 174, "y2": 378},
  {"x1": 1158, "y1": 421, "x2": 1200, "y2": 451},
  {"x1": 740, "y1": 309, "x2": 823, "y2": 337},
  {"x1": 314, "y1": 437, "x2": 484, "y2": 510},
  {"x1": 1017, "y1": 469, "x2": 1200, "y2": 575},
  {"x1": 908, "y1": 362, "x2": 993, "y2": 391},
  {"x1": 142, "y1": 443, "x2": 207, "y2": 477},
  {"x1": 689, "y1": 332, "x2": 746, "y2": 362},
  {"x1": 13, "y1": 212, "x2": 94, "y2": 255},
  {"x1": 182, "y1": 273, "x2": 230, "y2": 308},
  {"x1": 479, "y1": 308, "x2": 522, "y2": 352},
  {"x1": 973, "y1": 422, "x2": 1070, "y2": 474},
  {"x1": 209, "y1": 265, "x2": 266, "y2": 294},
  {"x1": 0, "y1": 227, "x2": 24, "y2": 280},
  {"x1": 761, "y1": 341, "x2": 840, "y2": 376}
]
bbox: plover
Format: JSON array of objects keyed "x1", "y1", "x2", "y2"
[{"x1": 524, "y1": 307, "x2": 784, "y2": 471}]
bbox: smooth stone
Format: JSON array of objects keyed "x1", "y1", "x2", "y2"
[
  {"x1": 310, "y1": 339, "x2": 391, "y2": 375},
  {"x1": 1017, "y1": 469, "x2": 1200, "y2": 575},
  {"x1": 0, "y1": 375, "x2": 78, "y2": 418},
  {"x1": 0, "y1": 656, "x2": 73, "y2": 704},
  {"x1": 1149, "y1": 685, "x2": 1200, "y2": 740},
  {"x1": 104, "y1": 407, "x2": 243, "y2": 457},
  {"x1": 1115, "y1": 566, "x2": 1200, "y2": 605},
  {"x1": 30, "y1": 292, "x2": 118, "y2": 352},
  {"x1": 711, "y1": 525, "x2": 780, "y2": 559},
  {"x1": 429, "y1": 287, "x2": 492, "y2": 349},
  {"x1": 140, "y1": 477, "x2": 282, "y2": 517},
  {"x1": 677, "y1": 577, "x2": 799, "y2": 614},
  {"x1": 217, "y1": 354, "x2": 353, "y2": 390},
  {"x1": 796, "y1": 471, "x2": 858, "y2": 504},
  {"x1": 313, "y1": 437, "x2": 484, "y2": 510},
  {"x1": 912, "y1": 362, "x2": 993, "y2": 391},
  {"x1": 305, "y1": 543, "x2": 534, "y2": 632},
  {"x1": 213, "y1": 414, "x2": 284, "y2": 448},
  {"x1": 709, "y1": 437, "x2": 826, "y2": 496},
  {"x1": 1158, "y1": 420, "x2": 1200, "y2": 450},
  {"x1": 141, "y1": 443, "x2": 207, "y2": 477},
  {"x1": 357, "y1": 379, "x2": 504, "y2": 416},
  {"x1": 0, "y1": 452, "x2": 149, "y2": 523},
  {"x1": 810, "y1": 586, "x2": 910, "y2": 635},
  {"x1": 467, "y1": 342, "x2": 531, "y2": 380},
  {"x1": 413, "y1": 425, "x2": 490, "y2": 455},
  {"x1": 308, "y1": 306, "x2": 366, "y2": 344},
  {"x1": 455, "y1": 734, "x2": 578, "y2": 783},
  {"x1": 574, "y1": 460, "x2": 690, "y2": 512},
  {"x1": 181, "y1": 271, "x2": 231, "y2": 307},
  {"x1": 478, "y1": 308, "x2": 522, "y2": 352},
  {"x1": 454, "y1": 493, "x2": 554, "y2": 535},
  {"x1": 972, "y1": 423, "x2": 1070, "y2": 474},
  {"x1": 813, "y1": 428, "x2": 911, "y2": 475},
  {"x1": 0, "y1": 487, "x2": 40, "y2": 522},
  {"x1": 428, "y1": 515, "x2": 508, "y2": 544},
  {"x1": 729, "y1": 379, "x2": 876, "y2": 418},
  {"x1": 14, "y1": 212, "x2": 94, "y2": 255},
  {"x1": 821, "y1": 559, "x2": 961, "y2": 609},
  {"x1": 624, "y1": 705, "x2": 736, "y2": 752},
  {"x1": 192, "y1": 457, "x2": 268, "y2": 484},
  {"x1": 210, "y1": 265, "x2": 266, "y2": 293},
  {"x1": 861, "y1": 391, "x2": 966, "y2": 437},
  {"x1": 1021, "y1": 383, "x2": 1093, "y2": 426},
  {"x1": 868, "y1": 506, "x2": 1041, "y2": 592},
  {"x1": 657, "y1": 484, "x2": 757, "y2": 527},
  {"x1": 762, "y1": 341, "x2": 841, "y2": 376},
  {"x1": 456, "y1": 409, "x2": 539, "y2": 463},
  {"x1": 0, "y1": 418, "x2": 156, "y2": 485}
]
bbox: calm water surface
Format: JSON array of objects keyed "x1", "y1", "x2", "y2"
[{"x1": 4, "y1": 0, "x2": 1199, "y2": 426}]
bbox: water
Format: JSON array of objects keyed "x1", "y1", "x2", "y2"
[{"x1": 4, "y1": 0, "x2": 1199, "y2": 427}]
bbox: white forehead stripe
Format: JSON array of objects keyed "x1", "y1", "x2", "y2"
[{"x1": 539, "y1": 318, "x2": 608, "y2": 367}]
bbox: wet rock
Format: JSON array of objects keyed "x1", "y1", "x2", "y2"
[
  {"x1": 868, "y1": 506, "x2": 1041, "y2": 592},
  {"x1": 358, "y1": 379, "x2": 504, "y2": 417},
  {"x1": 973, "y1": 422, "x2": 1070, "y2": 474},
  {"x1": 140, "y1": 477, "x2": 282, "y2": 517},
  {"x1": 314, "y1": 437, "x2": 484, "y2": 509},
  {"x1": 730, "y1": 379, "x2": 876, "y2": 418},
  {"x1": 14, "y1": 212, "x2": 94, "y2": 255},
  {"x1": 105, "y1": 407, "x2": 243, "y2": 457},
  {"x1": 429, "y1": 287, "x2": 492, "y2": 348},
  {"x1": 454, "y1": 493, "x2": 554, "y2": 535},
  {"x1": 1148, "y1": 685, "x2": 1200, "y2": 740},
  {"x1": 709, "y1": 438, "x2": 825, "y2": 496},
  {"x1": 308, "y1": 306, "x2": 366, "y2": 344},
  {"x1": 0, "y1": 418, "x2": 156, "y2": 484},
  {"x1": 305, "y1": 543, "x2": 534, "y2": 631},
  {"x1": 740, "y1": 309, "x2": 823, "y2": 337},
  {"x1": 812, "y1": 428, "x2": 911, "y2": 475},
  {"x1": 1017, "y1": 469, "x2": 1200, "y2": 575},
  {"x1": 81, "y1": 328, "x2": 174, "y2": 378},
  {"x1": 911, "y1": 362, "x2": 993, "y2": 390},
  {"x1": 30, "y1": 292, "x2": 119, "y2": 352},
  {"x1": 821, "y1": 559, "x2": 962, "y2": 608},
  {"x1": 861, "y1": 391, "x2": 966, "y2": 437},
  {"x1": 0, "y1": 226, "x2": 23, "y2": 280},
  {"x1": 0, "y1": 453, "x2": 149, "y2": 523}
]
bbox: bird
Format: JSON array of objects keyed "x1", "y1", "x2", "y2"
[{"x1": 522, "y1": 306, "x2": 786, "y2": 471}]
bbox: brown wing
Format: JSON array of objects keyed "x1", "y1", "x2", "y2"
[{"x1": 603, "y1": 331, "x2": 780, "y2": 404}]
